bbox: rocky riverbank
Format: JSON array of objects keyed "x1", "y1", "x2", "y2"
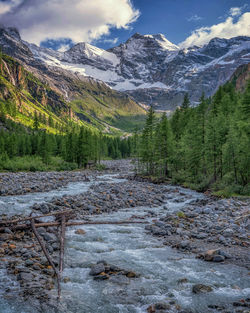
[
  {"x1": 0, "y1": 160, "x2": 134, "y2": 197},
  {"x1": 143, "y1": 193, "x2": 250, "y2": 269},
  {"x1": 0, "y1": 160, "x2": 249, "y2": 313},
  {"x1": 0, "y1": 224, "x2": 60, "y2": 311},
  {"x1": 0, "y1": 170, "x2": 92, "y2": 196}
]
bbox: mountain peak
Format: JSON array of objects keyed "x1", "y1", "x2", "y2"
[
  {"x1": 0, "y1": 26, "x2": 21, "y2": 41},
  {"x1": 128, "y1": 32, "x2": 179, "y2": 51},
  {"x1": 67, "y1": 42, "x2": 105, "y2": 57},
  {"x1": 144, "y1": 33, "x2": 179, "y2": 50}
]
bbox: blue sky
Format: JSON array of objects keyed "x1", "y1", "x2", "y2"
[
  {"x1": 0, "y1": 0, "x2": 249, "y2": 51},
  {"x1": 95, "y1": 0, "x2": 249, "y2": 49}
]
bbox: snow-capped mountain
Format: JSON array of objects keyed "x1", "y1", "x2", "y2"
[{"x1": 1, "y1": 26, "x2": 250, "y2": 110}]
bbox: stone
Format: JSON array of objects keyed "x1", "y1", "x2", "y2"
[
  {"x1": 192, "y1": 284, "x2": 213, "y2": 294},
  {"x1": 90, "y1": 263, "x2": 105, "y2": 276},
  {"x1": 42, "y1": 233, "x2": 57, "y2": 242},
  {"x1": 93, "y1": 273, "x2": 109, "y2": 280},
  {"x1": 4, "y1": 228, "x2": 13, "y2": 234},
  {"x1": 126, "y1": 271, "x2": 138, "y2": 278},
  {"x1": 178, "y1": 278, "x2": 188, "y2": 284},
  {"x1": 218, "y1": 235, "x2": 226, "y2": 242},
  {"x1": 155, "y1": 221, "x2": 166, "y2": 228},
  {"x1": 180, "y1": 240, "x2": 191, "y2": 249},
  {"x1": 17, "y1": 272, "x2": 34, "y2": 281},
  {"x1": 195, "y1": 233, "x2": 208, "y2": 239},
  {"x1": 63, "y1": 277, "x2": 70, "y2": 283},
  {"x1": 154, "y1": 302, "x2": 171, "y2": 310},
  {"x1": 109, "y1": 275, "x2": 130, "y2": 285},
  {"x1": 147, "y1": 305, "x2": 155, "y2": 313},
  {"x1": 25, "y1": 259, "x2": 34, "y2": 266},
  {"x1": 109, "y1": 264, "x2": 121, "y2": 272},
  {"x1": 75, "y1": 229, "x2": 86, "y2": 235},
  {"x1": 202, "y1": 249, "x2": 219, "y2": 261},
  {"x1": 218, "y1": 250, "x2": 231, "y2": 259},
  {"x1": 223, "y1": 228, "x2": 234, "y2": 237},
  {"x1": 151, "y1": 226, "x2": 167, "y2": 236},
  {"x1": 204, "y1": 208, "x2": 213, "y2": 214},
  {"x1": 212, "y1": 255, "x2": 225, "y2": 262}
]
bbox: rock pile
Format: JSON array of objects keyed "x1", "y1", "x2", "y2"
[{"x1": 89, "y1": 260, "x2": 139, "y2": 281}]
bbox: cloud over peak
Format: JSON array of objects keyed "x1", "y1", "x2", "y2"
[
  {"x1": 0, "y1": 0, "x2": 140, "y2": 45},
  {"x1": 180, "y1": 11, "x2": 250, "y2": 48}
]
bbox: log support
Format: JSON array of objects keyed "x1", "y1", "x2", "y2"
[{"x1": 1, "y1": 210, "x2": 149, "y2": 300}]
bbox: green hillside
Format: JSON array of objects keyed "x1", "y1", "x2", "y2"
[{"x1": 0, "y1": 53, "x2": 146, "y2": 134}]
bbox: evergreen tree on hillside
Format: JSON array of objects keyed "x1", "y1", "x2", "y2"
[
  {"x1": 33, "y1": 111, "x2": 40, "y2": 130},
  {"x1": 140, "y1": 106, "x2": 156, "y2": 175},
  {"x1": 181, "y1": 93, "x2": 190, "y2": 110},
  {"x1": 39, "y1": 132, "x2": 51, "y2": 164},
  {"x1": 76, "y1": 127, "x2": 90, "y2": 168},
  {"x1": 155, "y1": 113, "x2": 173, "y2": 177}
]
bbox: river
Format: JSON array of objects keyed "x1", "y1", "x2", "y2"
[{"x1": 0, "y1": 171, "x2": 249, "y2": 313}]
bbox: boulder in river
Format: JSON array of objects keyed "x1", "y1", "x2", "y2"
[
  {"x1": 197, "y1": 249, "x2": 229, "y2": 262},
  {"x1": 90, "y1": 263, "x2": 106, "y2": 276},
  {"x1": 89, "y1": 261, "x2": 139, "y2": 281},
  {"x1": 192, "y1": 284, "x2": 213, "y2": 294},
  {"x1": 75, "y1": 229, "x2": 86, "y2": 235}
]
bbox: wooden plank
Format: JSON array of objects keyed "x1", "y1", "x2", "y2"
[
  {"x1": 0, "y1": 210, "x2": 73, "y2": 225},
  {"x1": 0, "y1": 220, "x2": 148, "y2": 232}
]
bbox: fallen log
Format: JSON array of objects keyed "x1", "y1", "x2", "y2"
[
  {"x1": 59, "y1": 215, "x2": 66, "y2": 274},
  {"x1": 0, "y1": 210, "x2": 73, "y2": 225},
  {"x1": 30, "y1": 218, "x2": 61, "y2": 298},
  {"x1": 0, "y1": 220, "x2": 149, "y2": 232}
]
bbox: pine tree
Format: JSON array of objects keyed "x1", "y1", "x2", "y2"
[
  {"x1": 140, "y1": 106, "x2": 156, "y2": 175},
  {"x1": 155, "y1": 113, "x2": 173, "y2": 177},
  {"x1": 181, "y1": 93, "x2": 190, "y2": 110},
  {"x1": 33, "y1": 111, "x2": 40, "y2": 130},
  {"x1": 39, "y1": 132, "x2": 51, "y2": 164}
]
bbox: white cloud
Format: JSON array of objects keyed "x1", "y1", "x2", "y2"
[
  {"x1": 57, "y1": 44, "x2": 71, "y2": 52},
  {"x1": 102, "y1": 38, "x2": 119, "y2": 45},
  {"x1": 229, "y1": 7, "x2": 242, "y2": 17},
  {"x1": 180, "y1": 12, "x2": 250, "y2": 48},
  {"x1": 0, "y1": 2, "x2": 11, "y2": 14},
  {"x1": 187, "y1": 14, "x2": 203, "y2": 22},
  {"x1": 0, "y1": 0, "x2": 140, "y2": 45},
  {"x1": 0, "y1": 0, "x2": 22, "y2": 14}
]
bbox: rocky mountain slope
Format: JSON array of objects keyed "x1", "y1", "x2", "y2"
[
  {"x1": 0, "y1": 26, "x2": 249, "y2": 111},
  {"x1": 230, "y1": 62, "x2": 250, "y2": 92},
  {"x1": 0, "y1": 27, "x2": 146, "y2": 133}
]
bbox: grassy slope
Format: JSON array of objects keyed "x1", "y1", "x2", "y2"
[
  {"x1": 0, "y1": 53, "x2": 146, "y2": 134},
  {"x1": 70, "y1": 78, "x2": 146, "y2": 132}
]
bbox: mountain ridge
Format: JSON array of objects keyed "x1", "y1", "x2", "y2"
[{"x1": 0, "y1": 26, "x2": 250, "y2": 111}]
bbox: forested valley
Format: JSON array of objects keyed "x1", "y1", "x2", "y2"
[
  {"x1": 0, "y1": 115, "x2": 134, "y2": 171},
  {"x1": 0, "y1": 77, "x2": 249, "y2": 196}
]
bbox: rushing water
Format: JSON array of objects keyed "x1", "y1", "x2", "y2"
[{"x1": 0, "y1": 174, "x2": 249, "y2": 313}]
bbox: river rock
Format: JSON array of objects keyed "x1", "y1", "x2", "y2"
[
  {"x1": 90, "y1": 263, "x2": 106, "y2": 276},
  {"x1": 197, "y1": 249, "x2": 229, "y2": 262},
  {"x1": 192, "y1": 284, "x2": 213, "y2": 294},
  {"x1": 42, "y1": 233, "x2": 57, "y2": 243},
  {"x1": 109, "y1": 275, "x2": 130, "y2": 285},
  {"x1": 75, "y1": 229, "x2": 86, "y2": 235},
  {"x1": 212, "y1": 254, "x2": 225, "y2": 262},
  {"x1": 17, "y1": 272, "x2": 34, "y2": 282}
]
